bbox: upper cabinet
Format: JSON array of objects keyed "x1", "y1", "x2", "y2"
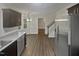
[
  {"x1": 3, "y1": 9, "x2": 21, "y2": 28},
  {"x1": 68, "y1": 4, "x2": 79, "y2": 15}
]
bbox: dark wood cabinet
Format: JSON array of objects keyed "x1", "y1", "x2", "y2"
[
  {"x1": 0, "y1": 33, "x2": 26, "y2": 56},
  {"x1": 1, "y1": 41, "x2": 17, "y2": 56},
  {"x1": 24, "y1": 33, "x2": 26, "y2": 47},
  {"x1": 3, "y1": 9, "x2": 21, "y2": 28},
  {"x1": 68, "y1": 4, "x2": 79, "y2": 15}
]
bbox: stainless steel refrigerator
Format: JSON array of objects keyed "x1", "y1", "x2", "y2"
[
  {"x1": 69, "y1": 14, "x2": 79, "y2": 56},
  {"x1": 55, "y1": 14, "x2": 79, "y2": 56}
]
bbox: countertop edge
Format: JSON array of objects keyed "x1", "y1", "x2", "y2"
[{"x1": 0, "y1": 32, "x2": 26, "y2": 52}]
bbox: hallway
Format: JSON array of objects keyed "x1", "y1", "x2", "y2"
[{"x1": 22, "y1": 29, "x2": 55, "y2": 56}]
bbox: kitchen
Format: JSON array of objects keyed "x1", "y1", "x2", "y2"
[
  {"x1": 0, "y1": 3, "x2": 79, "y2": 56},
  {"x1": 0, "y1": 8, "x2": 27, "y2": 56}
]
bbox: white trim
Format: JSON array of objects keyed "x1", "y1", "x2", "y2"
[{"x1": 55, "y1": 19, "x2": 68, "y2": 21}]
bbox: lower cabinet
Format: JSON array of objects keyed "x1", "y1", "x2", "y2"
[
  {"x1": 17, "y1": 35, "x2": 24, "y2": 56},
  {"x1": 17, "y1": 33, "x2": 26, "y2": 56},
  {"x1": 0, "y1": 33, "x2": 26, "y2": 56},
  {"x1": 24, "y1": 33, "x2": 26, "y2": 47},
  {"x1": 0, "y1": 41, "x2": 17, "y2": 56}
]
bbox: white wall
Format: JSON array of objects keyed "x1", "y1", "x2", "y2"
[
  {"x1": 4, "y1": 27, "x2": 18, "y2": 32},
  {"x1": 23, "y1": 14, "x2": 56, "y2": 35},
  {"x1": 0, "y1": 4, "x2": 7, "y2": 36},
  {"x1": 0, "y1": 9, "x2": 4, "y2": 36},
  {"x1": 26, "y1": 16, "x2": 38, "y2": 34},
  {"x1": 0, "y1": 4, "x2": 10, "y2": 36},
  {"x1": 19, "y1": 12, "x2": 38, "y2": 34},
  {"x1": 44, "y1": 16, "x2": 55, "y2": 35}
]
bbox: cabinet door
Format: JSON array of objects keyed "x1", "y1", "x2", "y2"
[
  {"x1": 3, "y1": 9, "x2": 11, "y2": 27},
  {"x1": 24, "y1": 33, "x2": 26, "y2": 47},
  {"x1": 21, "y1": 35, "x2": 24, "y2": 51},
  {"x1": 3, "y1": 9, "x2": 21, "y2": 27},
  {"x1": 1, "y1": 41, "x2": 17, "y2": 56},
  {"x1": 17, "y1": 37, "x2": 22, "y2": 56}
]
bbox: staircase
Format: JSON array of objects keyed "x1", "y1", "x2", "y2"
[
  {"x1": 47, "y1": 21, "x2": 55, "y2": 29},
  {"x1": 47, "y1": 20, "x2": 56, "y2": 38}
]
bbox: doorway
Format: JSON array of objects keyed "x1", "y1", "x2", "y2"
[{"x1": 38, "y1": 18, "x2": 45, "y2": 35}]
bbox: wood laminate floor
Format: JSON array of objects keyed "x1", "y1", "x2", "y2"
[{"x1": 21, "y1": 29, "x2": 55, "y2": 56}]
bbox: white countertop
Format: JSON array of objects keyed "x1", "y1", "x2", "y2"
[{"x1": 0, "y1": 31, "x2": 26, "y2": 52}]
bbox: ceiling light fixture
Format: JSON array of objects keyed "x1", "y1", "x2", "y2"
[{"x1": 27, "y1": 11, "x2": 32, "y2": 22}]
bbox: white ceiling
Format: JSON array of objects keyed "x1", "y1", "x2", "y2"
[{"x1": 2, "y1": 3, "x2": 75, "y2": 16}]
